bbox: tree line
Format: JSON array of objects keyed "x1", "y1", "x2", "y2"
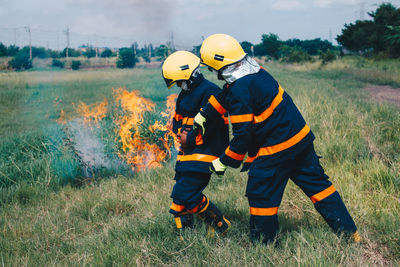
[{"x1": 1, "y1": 2, "x2": 398, "y2": 71}]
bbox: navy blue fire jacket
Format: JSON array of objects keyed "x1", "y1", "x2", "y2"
[
  {"x1": 201, "y1": 68, "x2": 315, "y2": 172},
  {"x1": 173, "y1": 74, "x2": 229, "y2": 174}
]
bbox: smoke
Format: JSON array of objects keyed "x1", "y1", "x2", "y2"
[{"x1": 63, "y1": 119, "x2": 131, "y2": 178}]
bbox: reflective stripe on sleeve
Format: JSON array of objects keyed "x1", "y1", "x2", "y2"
[
  {"x1": 176, "y1": 154, "x2": 218, "y2": 162},
  {"x1": 174, "y1": 113, "x2": 183, "y2": 121},
  {"x1": 310, "y1": 185, "x2": 336, "y2": 203},
  {"x1": 182, "y1": 117, "x2": 194, "y2": 126},
  {"x1": 250, "y1": 207, "x2": 279, "y2": 216},
  {"x1": 225, "y1": 146, "x2": 246, "y2": 161},
  {"x1": 209, "y1": 95, "x2": 227, "y2": 115},
  {"x1": 230, "y1": 114, "x2": 254, "y2": 124}
]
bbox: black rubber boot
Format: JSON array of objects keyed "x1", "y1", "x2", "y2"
[
  {"x1": 198, "y1": 200, "x2": 230, "y2": 236},
  {"x1": 174, "y1": 213, "x2": 194, "y2": 240}
]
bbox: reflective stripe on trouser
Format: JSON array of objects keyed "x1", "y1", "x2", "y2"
[
  {"x1": 246, "y1": 144, "x2": 357, "y2": 243},
  {"x1": 169, "y1": 172, "x2": 211, "y2": 216}
]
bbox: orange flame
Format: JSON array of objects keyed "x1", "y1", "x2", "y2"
[
  {"x1": 56, "y1": 109, "x2": 67, "y2": 125},
  {"x1": 56, "y1": 88, "x2": 179, "y2": 172},
  {"x1": 75, "y1": 98, "x2": 108, "y2": 125}
]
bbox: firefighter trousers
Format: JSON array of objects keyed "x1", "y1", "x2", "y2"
[{"x1": 246, "y1": 144, "x2": 357, "y2": 243}]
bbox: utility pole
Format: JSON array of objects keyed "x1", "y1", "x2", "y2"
[
  {"x1": 171, "y1": 31, "x2": 175, "y2": 51},
  {"x1": 13, "y1": 28, "x2": 17, "y2": 46},
  {"x1": 64, "y1": 26, "x2": 70, "y2": 58},
  {"x1": 329, "y1": 28, "x2": 333, "y2": 44},
  {"x1": 95, "y1": 34, "x2": 98, "y2": 58},
  {"x1": 24, "y1": 26, "x2": 32, "y2": 60}
]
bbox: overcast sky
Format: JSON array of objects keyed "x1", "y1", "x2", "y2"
[{"x1": 1, "y1": 0, "x2": 400, "y2": 49}]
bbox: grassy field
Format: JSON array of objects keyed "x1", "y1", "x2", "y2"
[{"x1": 0, "y1": 57, "x2": 399, "y2": 266}]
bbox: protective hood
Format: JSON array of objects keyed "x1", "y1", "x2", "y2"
[{"x1": 221, "y1": 55, "x2": 260, "y2": 84}]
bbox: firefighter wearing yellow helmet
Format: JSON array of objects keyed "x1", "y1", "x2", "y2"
[
  {"x1": 161, "y1": 51, "x2": 231, "y2": 238},
  {"x1": 194, "y1": 34, "x2": 360, "y2": 244}
]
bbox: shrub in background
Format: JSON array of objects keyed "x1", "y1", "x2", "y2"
[
  {"x1": 71, "y1": 60, "x2": 81, "y2": 70},
  {"x1": 117, "y1": 48, "x2": 136, "y2": 68},
  {"x1": 101, "y1": 48, "x2": 113, "y2": 58},
  {"x1": 84, "y1": 48, "x2": 96, "y2": 58},
  {"x1": 9, "y1": 51, "x2": 32, "y2": 70},
  {"x1": 320, "y1": 49, "x2": 337, "y2": 65},
  {"x1": 52, "y1": 59, "x2": 64, "y2": 68},
  {"x1": 281, "y1": 46, "x2": 312, "y2": 63}
]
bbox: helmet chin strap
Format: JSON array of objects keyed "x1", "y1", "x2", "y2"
[{"x1": 179, "y1": 67, "x2": 201, "y2": 91}]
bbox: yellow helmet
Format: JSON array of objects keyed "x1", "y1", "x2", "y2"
[
  {"x1": 200, "y1": 33, "x2": 246, "y2": 71},
  {"x1": 162, "y1": 51, "x2": 200, "y2": 89}
]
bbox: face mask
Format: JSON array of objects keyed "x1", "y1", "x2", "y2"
[{"x1": 178, "y1": 81, "x2": 189, "y2": 91}]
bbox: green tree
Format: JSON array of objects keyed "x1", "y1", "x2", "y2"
[
  {"x1": 9, "y1": 51, "x2": 32, "y2": 70},
  {"x1": 101, "y1": 48, "x2": 113, "y2": 58},
  {"x1": 117, "y1": 48, "x2": 136, "y2": 68},
  {"x1": 0, "y1": 43, "x2": 7, "y2": 57},
  {"x1": 261, "y1": 33, "x2": 282, "y2": 59},
  {"x1": 337, "y1": 3, "x2": 400, "y2": 57},
  {"x1": 84, "y1": 48, "x2": 96, "y2": 58},
  {"x1": 240, "y1": 41, "x2": 253, "y2": 55},
  {"x1": 7, "y1": 45, "x2": 19, "y2": 56}
]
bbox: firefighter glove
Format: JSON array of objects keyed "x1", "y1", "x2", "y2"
[
  {"x1": 210, "y1": 158, "x2": 227, "y2": 176},
  {"x1": 193, "y1": 112, "x2": 206, "y2": 136}
]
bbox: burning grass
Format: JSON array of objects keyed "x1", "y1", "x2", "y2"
[{"x1": 56, "y1": 87, "x2": 179, "y2": 177}]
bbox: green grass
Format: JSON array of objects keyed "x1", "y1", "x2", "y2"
[{"x1": 0, "y1": 57, "x2": 399, "y2": 265}]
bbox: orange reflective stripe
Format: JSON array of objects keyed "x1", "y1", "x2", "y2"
[
  {"x1": 195, "y1": 132, "x2": 203, "y2": 145},
  {"x1": 170, "y1": 202, "x2": 185, "y2": 212},
  {"x1": 182, "y1": 117, "x2": 194, "y2": 126},
  {"x1": 209, "y1": 95, "x2": 227, "y2": 115},
  {"x1": 244, "y1": 124, "x2": 310, "y2": 164},
  {"x1": 230, "y1": 114, "x2": 254, "y2": 124},
  {"x1": 310, "y1": 185, "x2": 336, "y2": 203},
  {"x1": 225, "y1": 146, "x2": 245, "y2": 161},
  {"x1": 245, "y1": 155, "x2": 256, "y2": 163},
  {"x1": 253, "y1": 85, "x2": 284, "y2": 124},
  {"x1": 190, "y1": 196, "x2": 207, "y2": 213},
  {"x1": 174, "y1": 113, "x2": 183, "y2": 121},
  {"x1": 258, "y1": 125, "x2": 310, "y2": 156},
  {"x1": 222, "y1": 115, "x2": 229, "y2": 124},
  {"x1": 250, "y1": 207, "x2": 279, "y2": 216},
  {"x1": 176, "y1": 154, "x2": 218, "y2": 162}
]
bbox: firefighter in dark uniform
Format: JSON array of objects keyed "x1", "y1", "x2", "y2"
[
  {"x1": 193, "y1": 34, "x2": 360, "y2": 244},
  {"x1": 161, "y1": 51, "x2": 231, "y2": 237}
]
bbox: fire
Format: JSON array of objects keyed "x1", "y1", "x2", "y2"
[
  {"x1": 56, "y1": 109, "x2": 67, "y2": 125},
  {"x1": 75, "y1": 98, "x2": 108, "y2": 125},
  {"x1": 113, "y1": 88, "x2": 166, "y2": 171},
  {"x1": 56, "y1": 88, "x2": 179, "y2": 172}
]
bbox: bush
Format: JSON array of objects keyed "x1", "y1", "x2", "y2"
[
  {"x1": 84, "y1": 48, "x2": 96, "y2": 58},
  {"x1": 71, "y1": 60, "x2": 81, "y2": 70},
  {"x1": 9, "y1": 51, "x2": 32, "y2": 70},
  {"x1": 142, "y1": 55, "x2": 151, "y2": 63},
  {"x1": 52, "y1": 59, "x2": 64, "y2": 68},
  {"x1": 117, "y1": 48, "x2": 136, "y2": 68},
  {"x1": 101, "y1": 48, "x2": 113, "y2": 58},
  {"x1": 320, "y1": 49, "x2": 337, "y2": 65},
  {"x1": 281, "y1": 47, "x2": 312, "y2": 63}
]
